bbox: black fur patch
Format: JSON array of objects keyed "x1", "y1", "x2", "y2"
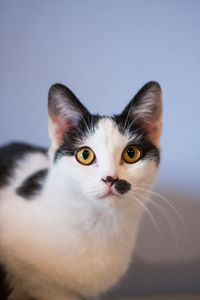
[
  {"x1": 114, "y1": 116, "x2": 160, "y2": 165},
  {"x1": 128, "y1": 134, "x2": 160, "y2": 165},
  {"x1": 0, "y1": 143, "x2": 47, "y2": 188},
  {"x1": 0, "y1": 263, "x2": 12, "y2": 300},
  {"x1": 54, "y1": 114, "x2": 101, "y2": 161},
  {"x1": 16, "y1": 169, "x2": 48, "y2": 200},
  {"x1": 114, "y1": 179, "x2": 131, "y2": 194}
]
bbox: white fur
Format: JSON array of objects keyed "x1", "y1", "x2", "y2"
[{"x1": 0, "y1": 118, "x2": 159, "y2": 300}]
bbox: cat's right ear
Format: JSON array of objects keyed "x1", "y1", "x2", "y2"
[
  {"x1": 119, "y1": 81, "x2": 162, "y2": 147},
  {"x1": 48, "y1": 83, "x2": 89, "y2": 154}
]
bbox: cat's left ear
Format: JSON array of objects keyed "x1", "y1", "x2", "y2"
[
  {"x1": 48, "y1": 83, "x2": 89, "y2": 154},
  {"x1": 120, "y1": 81, "x2": 162, "y2": 146}
]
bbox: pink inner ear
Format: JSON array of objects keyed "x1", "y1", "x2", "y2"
[
  {"x1": 137, "y1": 102, "x2": 162, "y2": 146},
  {"x1": 147, "y1": 114, "x2": 162, "y2": 146},
  {"x1": 49, "y1": 116, "x2": 73, "y2": 147},
  {"x1": 141, "y1": 106, "x2": 162, "y2": 146}
]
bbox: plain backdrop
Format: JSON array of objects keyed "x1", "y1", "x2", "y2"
[{"x1": 1, "y1": 0, "x2": 200, "y2": 294}]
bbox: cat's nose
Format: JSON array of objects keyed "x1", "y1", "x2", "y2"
[{"x1": 102, "y1": 176, "x2": 117, "y2": 187}]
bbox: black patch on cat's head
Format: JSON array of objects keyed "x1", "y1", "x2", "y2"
[
  {"x1": 0, "y1": 263, "x2": 12, "y2": 300},
  {"x1": 129, "y1": 133, "x2": 160, "y2": 165},
  {"x1": 114, "y1": 179, "x2": 131, "y2": 194},
  {"x1": 54, "y1": 114, "x2": 101, "y2": 161},
  {"x1": 114, "y1": 116, "x2": 160, "y2": 165},
  {"x1": 115, "y1": 120, "x2": 160, "y2": 165},
  {"x1": 16, "y1": 169, "x2": 48, "y2": 200}
]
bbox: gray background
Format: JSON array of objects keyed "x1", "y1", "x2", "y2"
[{"x1": 1, "y1": 0, "x2": 200, "y2": 295}]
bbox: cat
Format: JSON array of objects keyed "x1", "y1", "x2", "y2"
[{"x1": 0, "y1": 81, "x2": 162, "y2": 300}]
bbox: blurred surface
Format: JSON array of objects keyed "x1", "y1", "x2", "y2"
[
  {"x1": 103, "y1": 294, "x2": 200, "y2": 300},
  {"x1": 0, "y1": 0, "x2": 200, "y2": 295}
]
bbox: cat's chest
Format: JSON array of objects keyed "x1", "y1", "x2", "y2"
[
  {"x1": 30, "y1": 216, "x2": 134, "y2": 297},
  {"x1": 31, "y1": 231, "x2": 132, "y2": 297},
  {"x1": 1, "y1": 197, "x2": 135, "y2": 299}
]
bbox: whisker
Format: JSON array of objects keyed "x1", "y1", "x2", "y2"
[
  {"x1": 133, "y1": 189, "x2": 181, "y2": 252},
  {"x1": 144, "y1": 197, "x2": 179, "y2": 246},
  {"x1": 134, "y1": 186, "x2": 184, "y2": 226},
  {"x1": 128, "y1": 194, "x2": 163, "y2": 239}
]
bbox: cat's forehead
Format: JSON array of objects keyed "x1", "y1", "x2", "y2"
[{"x1": 86, "y1": 117, "x2": 127, "y2": 151}]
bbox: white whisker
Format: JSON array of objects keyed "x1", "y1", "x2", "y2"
[
  {"x1": 127, "y1": 194, "x2": 163, "y2": 239},
  {"x1": 137, "y1": 193, "x2": 179, "y2": 246},
  {"x1": 134, "y1": 186, "x2": 184, "y2": 226},
  {"x1": 133, "y1": 188, "x2": 181, "y2": 252}
]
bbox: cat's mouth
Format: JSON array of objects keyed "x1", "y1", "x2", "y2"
[
  {"x1": 100, "y1": 189, "x2": 116, "y2": 199},
  {"x1": 99, "y1": 186, "x2": 125, "y2": 199},
  {"x1": 94, "y1": 179, "x2": 132, "y2": 200}
]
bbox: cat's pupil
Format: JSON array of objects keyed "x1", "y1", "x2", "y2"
[
  {"x1": 82, "y1": 150, "x2": 89, "y2": 160},
  {"x1": 127, "y1": 147, "x2": 135, "y2": 158}
]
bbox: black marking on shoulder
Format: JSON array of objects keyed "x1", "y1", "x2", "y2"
[
  {"x1": 54, "y1": 114, "x2": 101, "y2": 161},
  {"x1": 0, "y1": 142, "x2": 47, "y2": 188},
  {"x1": 0, "y1": 263, "x2": 12, "y2": 300},
  {"x1": 114, "y1": 179, "x2": 131, "y2": 194},
  {"x1": 113, "y1": 116, "x2": 160, "y2": 165},
  {"x1": 16, "y1": 169, "x2": 48, "y2": 200}
]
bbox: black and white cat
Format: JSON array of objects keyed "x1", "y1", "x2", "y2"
[{"x1": 0, "y1": 81, "x2": 162, "y2": 300}]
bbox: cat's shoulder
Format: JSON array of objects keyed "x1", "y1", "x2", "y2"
[
  {"x1": 0, "y1": 142, "x2": 48, "y2": 189},
  {"x1": 0, "y1": 142, "x2": 47, "y2": 159}
]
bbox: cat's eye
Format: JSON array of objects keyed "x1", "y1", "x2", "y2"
[
  {"x1": 75, "y1": 147, "x2": 95, "y2": 165},
  {"x1": 122, "y1": 145, "x2": 141, "y2": 164}
]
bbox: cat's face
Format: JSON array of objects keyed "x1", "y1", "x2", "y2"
[{"x1": 48, "y1": 82, "x2": 162, "y2": 208}]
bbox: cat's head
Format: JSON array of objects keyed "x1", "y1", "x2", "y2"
[{"x1": 48, "y1": 82, "x2": 162, "y2": 208}]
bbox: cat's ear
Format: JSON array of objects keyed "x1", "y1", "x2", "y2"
[
  {"x1": 48, "y1": 83, "x2": 89, "y2": 153},
  {"x1": 121, "y1": 81, "x2": 162, "y2": 146}
]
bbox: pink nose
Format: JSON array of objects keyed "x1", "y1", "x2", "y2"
[{"x1": 102, "y1": 176, "x2": 117, "y2": 187}]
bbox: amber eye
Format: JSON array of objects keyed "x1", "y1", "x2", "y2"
[
  {"x1": 122, "y1": 145, "x2": 141, "y2": 164},
  {"x1": 75, "y1": 147, "x2": 95, "y2": 165}
]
